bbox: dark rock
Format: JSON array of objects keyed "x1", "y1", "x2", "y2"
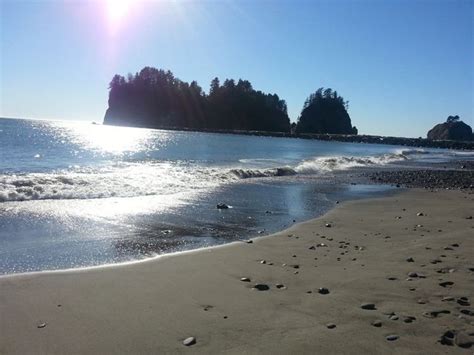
[
  {"x1": 455, "y1": 331, "x2": 474, "y2": 348},
  {"x1": 240, "y1": 277, "x2": 251, "y2": 282},
  {"x1": 427, "y1": 119, "x2": 473, "y2": 141},
  {"x1": 318, "y1": 287, "x2": 330, "y2": 295},
  {"x1": 216, "y1": 203, "x2": 230, "y2": 209},
  {"x1": 37, "y1": 322, "x2": 47, "y2": 329},
  {"x1": 440, "y1": 330, "x2": 456, "y2": 346},
  {"x1": 406, "y1": 257, "x2": 415, "y2": 262},
  {"x1": 439, "y1": 281, "x2": 454, "y2": 288},
  {"x1": 326, "y1": 323, "x2": 336, "y2": 329},
  {"x1": 371, "y1": 320, "x2": 382, "y2": 327},
  {"x1": 386, "y1": 334, "x2": 399, "y2": 341},
  {"x1": 253, "y1": 284, "x2": 270, "y2": 291},
  {"x1": 361, "y1": 303, "x2": 376, "y2": 310},
  {"x1": 423, "y1": 310, "x2": 450, "y2": 318}
]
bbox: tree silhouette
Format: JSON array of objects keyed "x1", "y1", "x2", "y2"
[
  {"x1": 446, "y1": 115, "x2": 460, "y2": 123},
  {"x1": 295, "y1": 88, "x2": 357, "y2": 134},
  {"x1": 104, "y1": 67, "x2": 290, "y2": 132}
]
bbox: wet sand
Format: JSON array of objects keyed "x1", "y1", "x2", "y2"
[{"x1": 1, "y1": 189, "x2": 473, "y2": 354}]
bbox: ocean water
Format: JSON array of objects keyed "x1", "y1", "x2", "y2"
[{"x1": 0, "y1": 118, "x2": 471, "y2": 274}]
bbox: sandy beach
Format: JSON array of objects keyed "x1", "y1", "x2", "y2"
[{"x1": 1, "y1": 188, "x2": 473, "y2": 354}]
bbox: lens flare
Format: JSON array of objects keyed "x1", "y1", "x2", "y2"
[{"x1": 106, "y1": 0, "x2": 131, "y2": 29}]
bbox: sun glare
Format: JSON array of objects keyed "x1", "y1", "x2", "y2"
[{"x1": 106, "y1": 0, "x2": 131, "y2": 27}]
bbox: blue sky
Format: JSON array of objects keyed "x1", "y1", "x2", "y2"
[{"x1": 1, "y1": 0, "x2": 472, "y2": 137}]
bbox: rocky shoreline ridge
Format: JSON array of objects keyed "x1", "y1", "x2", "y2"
[{"x1": 103, "y1": 122, "x2": 474, "y2": 150}]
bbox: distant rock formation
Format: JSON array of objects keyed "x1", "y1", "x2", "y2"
[
  {"x1": 427, "y1": 116, "x2": 473, "y2": 141},
  {"x1": 103, "y1": 67, "x2": 290, "y2": 132},
  {"x1": 295, "y1": 88, "x2": 357, "y2": 135}
]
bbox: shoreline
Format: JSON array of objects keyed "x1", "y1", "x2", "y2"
[{"x1": 1, "y1": 188, "x2": 473, "y2": 353}]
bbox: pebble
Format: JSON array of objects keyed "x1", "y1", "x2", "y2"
[
  {"x1": 37, "y1": 322, "x2": 47, "y2": 329},
  {"x1": 183, "y1": 337, "x2": 196, "y2": 346},
  {"x1": 371, "y1": 320, "x2": 382, "y2": 327},
  {"x1": 389, "y1": 315, "x2": 399, "y2": 321},
  {"x1": 386, "y1": 334, "x2": 399, "y2": 341},
  {"x1": 325, "y1": 223, "x2": 331, "y2": 228},
  {"x1": 423, "y1": 310, "x2": 450, "y2": 318},
  {"x1": 240, "y1": 277, "x2": 251, "y2": 282},
  {"x1": 455, "y1": 331, "x2": 474, "y2": 348},
  {"x1": 276, "y1": 284, "x2": 286, "y2": 289},
  {"x1": 417, "y1": 212, "x2": 424, "y2": 216},
  {"x1": 361, "y1": 303, "x2": 376, "y2": 310},
  {"x1": 326, "y1": 323, "x2": 336, "y2": 329},
  {"x1": 246, "y1": 240, "x2": 253, "y2": 244},
  {"x1": 318, "y1": 287, "x2": 330, "y2": 295},
  {"x1": 439, "y1": 330, "x2": 455, "y2": 346},
  {"x1": 253, "y1": 284, "x2": 270, "y2": 291},
  {"x1": 442, "y1": 296, "x2": 454, "y2": 302},
  {"x1": 406, "y1": 257, "x2": 414, "y2": 262},
  {"x1": 439, "y1": 281, "x2": 454, "y2": 288}
]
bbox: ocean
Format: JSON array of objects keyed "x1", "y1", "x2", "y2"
[{"x1": 0, "y1": 117, "x2": 470, "y2": 274}]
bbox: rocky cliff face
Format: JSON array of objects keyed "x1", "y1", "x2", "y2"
[{"x1": 427, "y1": 121, "x2": 473, "y2": 141}]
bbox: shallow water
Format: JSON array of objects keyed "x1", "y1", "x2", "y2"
[{"x1": 0, "y1": 118, "x2": 471, "y2": 274}]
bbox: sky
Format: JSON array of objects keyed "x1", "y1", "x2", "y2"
[{"x1": 0, "y1": 0, "x2": 472, "y2": 137}]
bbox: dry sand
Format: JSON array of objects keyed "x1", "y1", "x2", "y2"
[{"x1": 1, "y1": 189, "x2": 473, "y2": 354}]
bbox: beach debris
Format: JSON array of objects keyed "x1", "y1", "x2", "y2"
[
  {"x1": 246, "y1": 240, "x2": 253, "y2": 244},
  {"x1": 253, "y1": 284, "x2": 270, "y2": 291},
  {"x1": 371, "y1": 320, "x2": 382, "y2": 327},
  {"x1": 326, "y1": 323, "x2": 336, "y2": 329},
  {"x1": 37, "y1": 322, "x2": 47, "y2": 329},
  {"x1": 216, "y1": 203, "x2": 229, "y2": 209},
  {"x1": 406, "y1": 257, "x2": 414, "y2": 262},
  {"x1": 407, "y1": 271, "x2": 425, "y2": 278},
  {"x1": 308, "y1": 246, "x2": 316, "y2": 250},
  {"x1": 361, "y1": 303, "x2": 376, "y2": 310},
  {"x1": 417, "y1": 212, "x2": 424, "y2": 216},
  {"x1": 276, "y1": 283, "x2": 286, "y2": 289},
  {"x1": 386, "y1": 334, "x2": 399, "y2": 341},
  {"x1": 325, "y1": 223, "x2": 332, "y2": 228},
  {"x1": 439, "y1": 281, "x2": 454, "y2": 288},
  {"x1": 290, "y1": 264, "x2": 299, "y2": 269},
  {"x1": 318, "y1": 287, "x2": 330, "y2": 295},
  {"x1": 240, "y1": 277, "x2": 251, "y2": 282},
  {"x1": 183, "y1": 337, "x2": 196, "y2": 346},
  {"x1": 387, "y1": 277, "x2": 398, "y2": 281},
  {"x1": 260, "y1": 260, "x2": 266, "y2": 264}
]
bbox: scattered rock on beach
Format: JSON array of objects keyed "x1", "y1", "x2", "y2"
[
  {"x1": 216, "y1": 203, "x2": 229, "y2": 209},
  {"x1": 326, "y1": 323, "x2": 336, "y2": 329},
  {"x1": 371, "y1": 320, "x2": 382, "y2": 327},
  {"x1": 361, "y1": 303, "x2": 376, "y2": 310},
  {"x1": 386, "y1": 334, "x2": 399, "y2": 341},
  {"x1": 253, "y1": 284, "x2": 270, "y2": 291},
  {"x1": 406, "y1": 257, "x2": 415, "y2": 262},
  {"x1": 183, "y1": 337, "x2": 196, "y2": 346},
  {"x1": 240, "y1": 277, "x2": 251, "y2": 282},
  {"x1": 439, "y1": 281, "x2": 454, "y2": 288},
  {"x1": 325, "y1": 223, "x2": 332, "y2": 228},
  {"x1": 37, "y1": 322, "x2": 47, "y2": 329},
  {"x1": 423, "y1": 310, "x2": 450, "y2": 318},
  {"x1": 318, "y1": 287, "x2": 330, "y2": 295}
]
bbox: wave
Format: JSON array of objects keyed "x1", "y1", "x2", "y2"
[
  {"x1": 295, "y1": 153, "x2": 407, "y2": 173},
  {"x1": 0, "y1": 150, "x2": 445, "y2": 203}
]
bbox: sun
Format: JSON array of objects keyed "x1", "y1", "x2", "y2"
[{"x1": 106, "y1": 0, "x2": 131, "y2": 26}]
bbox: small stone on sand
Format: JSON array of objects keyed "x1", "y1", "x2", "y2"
[
  {"x1": 183, "y1": 337, "x2": 196, "y2": 346},
  {"x1": 361, "y1": 303, "x2": 376, "y2": 310},
  {"x1": 406, "y1": 257, "x2": 414, "y2": 262},
  {"x1": 37, "y1": 322, "x2": 47, "y2": 329},
  {"x1": 240, "y1": 277, "x2": 251, "y2": 282},
  {"x1": 326, "y1": 323, "x2": 336, "y2": 329},
  {"x1": 253, "y1": 284, "x2": 270, "y2": 291},
  {"x1": 318, "y1": 287, "x2": 330, "y2": 295},
  {"x1": 371, "y1": 320, "x2": 382, "y2": 327},
  {"x1": 386, "y1": 335, "x2": 399, "y2": 341}
]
